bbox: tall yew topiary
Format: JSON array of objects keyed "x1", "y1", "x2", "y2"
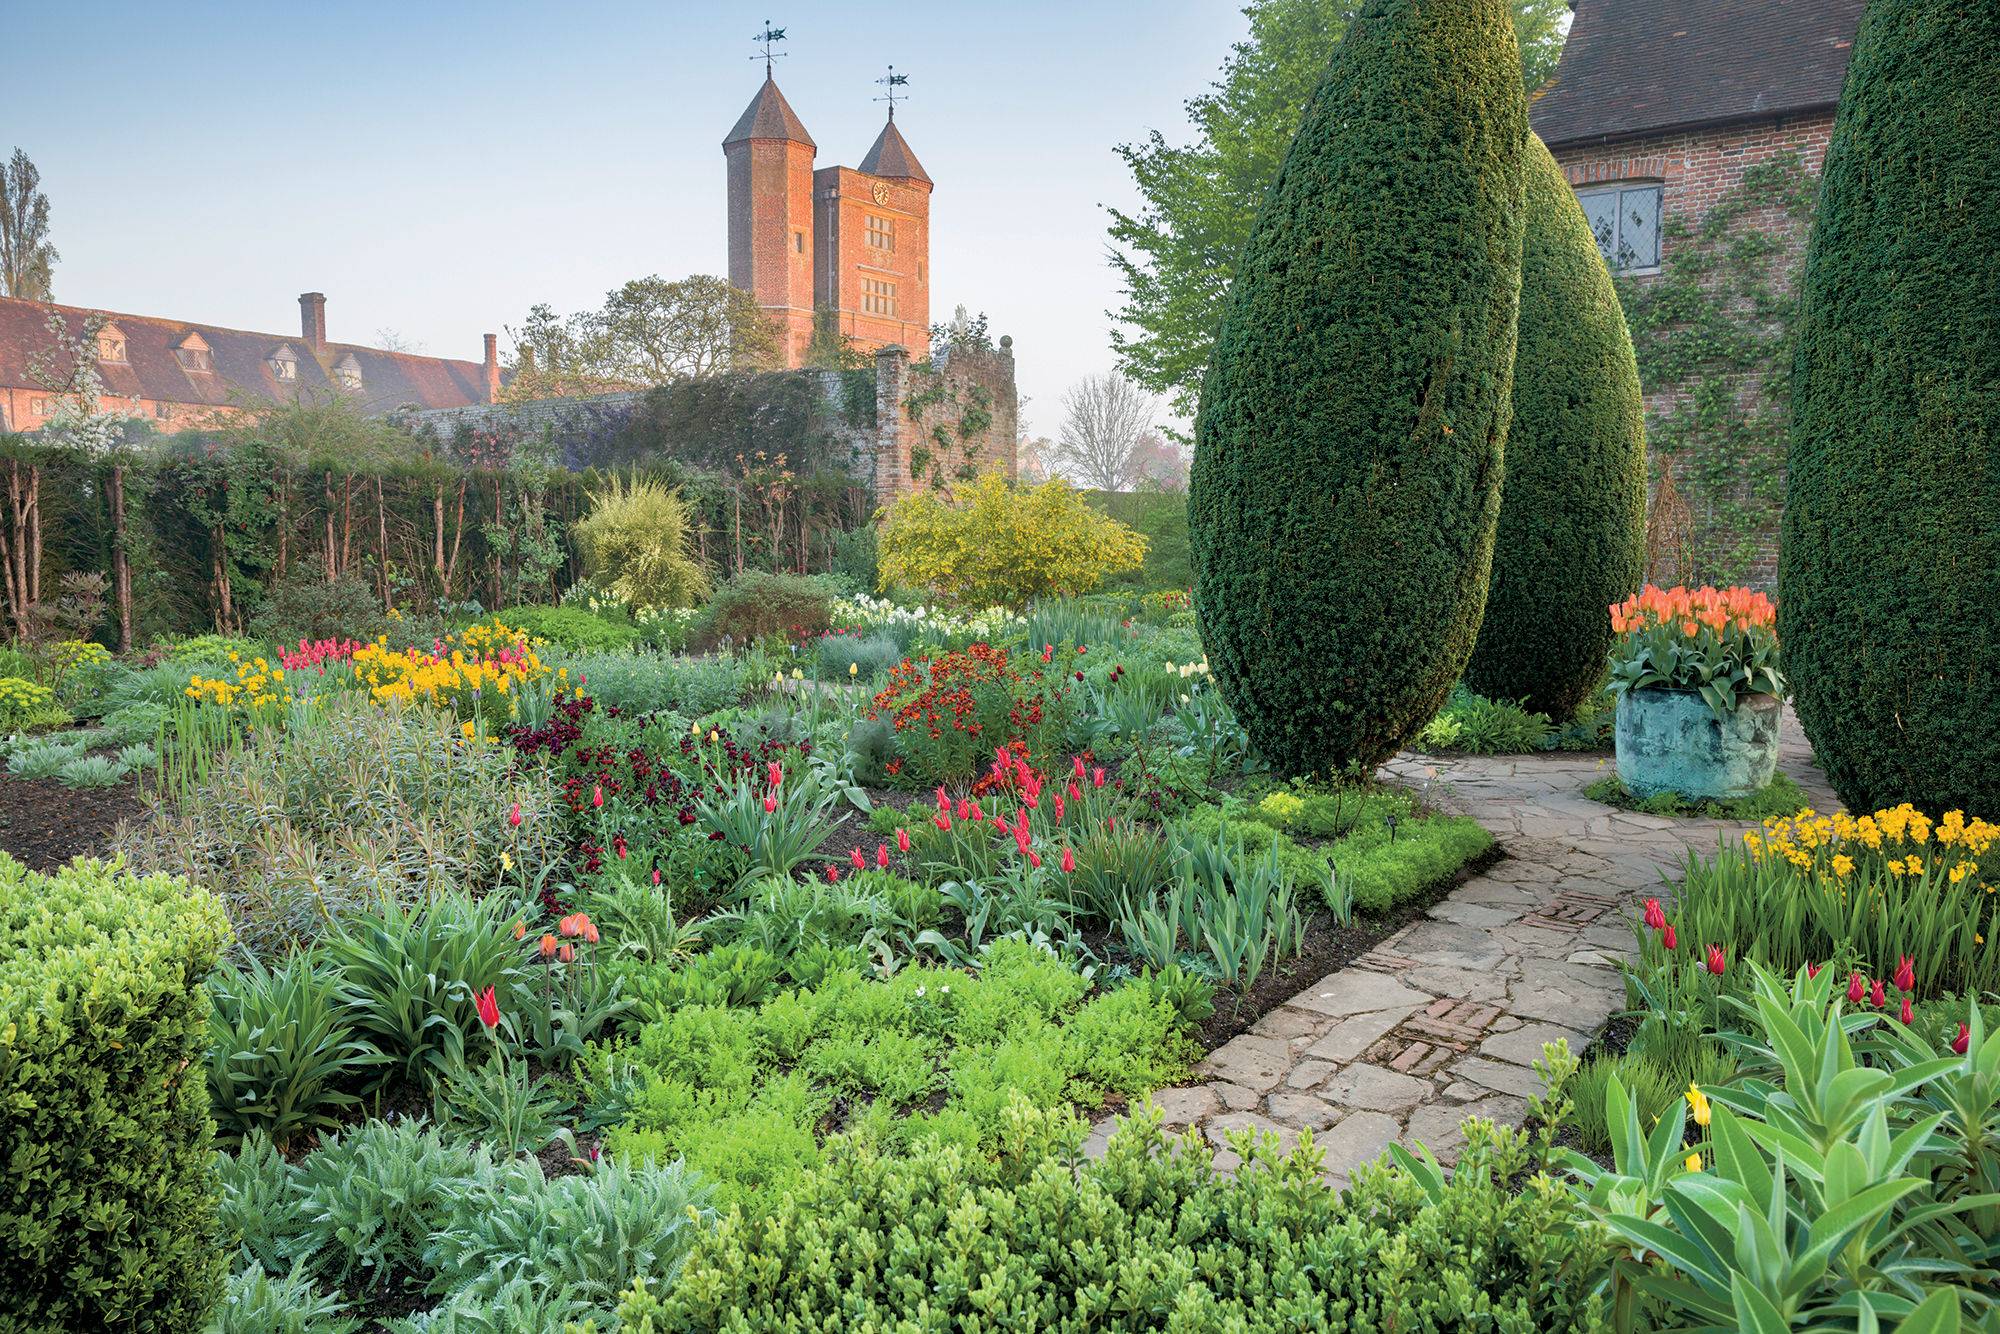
[
  {"x1": 1189, "y1": 0, "x2": 1529, "y2": 776},
  {"x1": 1465, "y1": 134, "x2": 1647, "y2": 720},
  {"x1": 1781, "y1": 0, "x2": 2000, "y2": 816}
]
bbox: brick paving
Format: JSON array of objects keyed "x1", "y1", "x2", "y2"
[{"x1": 1086, "y1": 711, "x2": 1836, "y2": 1182}]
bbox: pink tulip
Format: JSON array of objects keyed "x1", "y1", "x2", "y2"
[
  {"x1": 1894, "y1": 955, "x2": 1916, "y2": 993},
  {"x1": 652, "y1": 868, "x2": 662, "y2": 886},
  {"x1": 591, "y1": 785, "x2": 604, "y2": 809},
  {"x1": 1848, "y1": 971, "x2": 1866, "y2": 1003},
  {"x1": 1872, "y1": 979, "x2": 1887, "y2": 1009},
  {"x1": 897, "y1": 828, "x2": 911, "y2": 853},
  {"x1": 1091, "y1": 767, "x2": 1106, "y2": 788},
  {"x1": 1643, "y1": 898, "x2": 1665, "y2": 930},
  {"x1": 1027, "y1": 851, "x2": 1041, "y2": 869},
  {"x1": 1060, "y1": 846, "x2": 1075, "y2": 874},
  {"x1": 508, "y1": 802, "x2": 523, "y2": 828}
]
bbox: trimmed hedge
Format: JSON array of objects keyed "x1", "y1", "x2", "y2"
[
  {"x1": 613, "y1": 1097, "x2": 1610, "y2": 1330},
  {"x1": 1780, "y1": 0, "x2": 2000, "y2": 815},
  {"x1": 1189, "y1": 0, "x2": 1529, "y2": 776},
  {"x1": 0, "y1": 854, "x2": 231, "y2": 1332},
  {"x1": 1465, "y1": 134, "x2": 1646, "y2": 719},
  {"x1": 497, "y1": 604, "x2": 640, "y2": 652}
]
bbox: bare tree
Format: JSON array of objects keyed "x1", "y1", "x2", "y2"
[
  {"x1": 0, "y1": 148, "x2": 58, "y2": 300},
  {"x1": 1052, "y1": 372, "x2": 1157, "y2": 492}
]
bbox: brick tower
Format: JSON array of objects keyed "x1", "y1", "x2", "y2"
[
  {"x1": 814, "y1": 112, "x2": 932, "y2": 355},
  {"x1": 723, "y1": 74, "x2": 819, "y2": 365}
]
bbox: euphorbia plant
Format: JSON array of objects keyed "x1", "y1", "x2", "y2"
[{"x1": 1607, "y1": 584, "x2": 1784, "y2": 718}]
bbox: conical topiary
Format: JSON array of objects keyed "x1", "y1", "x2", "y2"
[
  {"x1": 1781, "y1": 0, "x2": 2000, "y2": 816},
  {"x1": 1189, "y1": 0, "x2": 1529, "y2": 776},
  {"x1": 1465, "y1": 134, "x2": 1647, "y2": 720}
]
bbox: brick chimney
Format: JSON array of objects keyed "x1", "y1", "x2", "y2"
[
  {"x1": 482, "y1": 334, "x2": 500, "y2": 403},
  {"x1": 299, "y1": 292, "x2": 327, "y2": 349}
]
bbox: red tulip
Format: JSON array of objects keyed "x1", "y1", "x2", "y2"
[
  {"x1": 591, "y1": 785, "x2": 604, "y2": 809},
  {"x1": 1952, "y1": 1023, "x2": 1971, "y2": 1055},
  {"x1": 1092, "y1": 767, "x2": 1106, "y2": 788},
  {"x1": 1663, "y1": 924, "x2": 1677, "y2": 950},
  {"x1": 1899, "y1": 995, "x2": 1913, "y2": 1025},
  {"x1": 897, "y1": 828, "x2": 911, "y2": 853},
  {"x1": 1027, "y1": 851, "x2": 1042, "y2": 869},
  {"x1": 850, "y1": 847, "x2": 866, "y2": 871},
  {"x1": 763, "y1": 795, "x2": 778, "y2": 814},
  {"x1": 876, "y1": 843, "x2": 889, "y2": 869},
  {"x1": 935, "y1": 813, "x2": 951, "y2": 831},
  {"x1": 1060, "y1": 846, "x2": 1075, "y2": 874},
  {"x1": 1705, "y1": 945, "x2": 1726, "y2": 977},
  {"x1": 508, "y1": 802, "x2": 523, "y2": 828},
  {"x1": 1073, "y1": 756, "x2": 1085, "y2": 780},
  {"x1": 957, "y1": 799, "x2": 972, "y2": 821},
  {"x1": 652, "y1": 868, "x2": 662, "y2": 886},
  {"x1": 935, "y1": 785, "x2": 950, "y2": 812},
  {"x1": 1848, "y1": 971, "x2": 1866, "y2": 1003},
  {"x1": 1643, "y1": 898, "x2": 1666, "y2": 931},
  {"x1": 1807, "y1": 962, "x2": 1822, "y2": 979},
  {"x1": 613, "y1": 835, "x2": 627, "y2": 859},
  {"x1": 1871, "y1": 979, "x2": 1886, "y2": 1009},
  {"x1": 825, "y1": 864, "x2": 841, "y2": 883},
  {"x1": 1053, "y1": 795, "x2": 1065, "y2": 821},
  {"x1": 1068, "y1": 780, "x2": 1082, "y2": 802},
  {"x1": 1894, "y1": 955, "x2": 1915, "y2": 993},
  {"x1": 767, "y1": 760, "x2": 783, "y2": 789},
  {"x1": 474, "y1": 986, "x2": 501, "y2": 1029}
]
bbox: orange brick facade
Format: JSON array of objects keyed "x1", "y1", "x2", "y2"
[
  {"x1": 1548, "y1": 113, "x2": 1835, "y2": 586},
  {"x1": 724, "y1": 78, "x2": 931, "y2": 369},
  {"x1": 813, "y1": 166, "x2": 930, "y2": 355}
]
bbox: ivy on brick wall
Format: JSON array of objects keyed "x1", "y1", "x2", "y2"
[
  {"x1": 903, "y1": 363, "x2": 994, "y2": 491},
  {"x1": 1615, "y1": 152, "x2": 1817, "y2": 585}
]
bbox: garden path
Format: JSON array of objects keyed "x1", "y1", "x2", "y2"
[{"x1": 1085, "y1": 709, "x2": 1838, "y2": 1183}]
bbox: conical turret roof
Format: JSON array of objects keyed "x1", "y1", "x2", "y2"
[
  {"x1": 858, "y1": 116, "x2": 930, "y2": 184},
  {"x1": 724, "y1": 75, "x2": 816, "y2": 149}
]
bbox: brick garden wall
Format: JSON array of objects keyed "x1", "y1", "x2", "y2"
[{"x1": 1551, "y1": 112, "x2": 1835, "y2": 587}]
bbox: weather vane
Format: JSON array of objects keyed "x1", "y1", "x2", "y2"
[
  {"x1": 874, "y1": 65, "x2": 910, "y2": 119},
  {"x1": 752, "y1": 20, "x2": 788, "y2": 77}
]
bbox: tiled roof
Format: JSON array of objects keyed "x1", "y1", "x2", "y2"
[
  {"x1": 0, "y1": 297, "x2": 492, "y2": 418},
  {"x1": 723, "y1": 75, "x2": 816, "y2": 149},
  {"x1": 857, "y1": 118, "x2": 930, "y2": 185},
  {"x1": 1530, "y1": 0, "x2": 1866, "y2": 147}
]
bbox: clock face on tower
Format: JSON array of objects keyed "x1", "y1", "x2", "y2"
[{"x1": 870, "y1": 181, "x2": 889, "y2": 206}]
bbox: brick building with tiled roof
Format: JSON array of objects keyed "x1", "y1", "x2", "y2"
[
  {"x1": 725, "y1": 75, "x2": 932, "y2": 368},
  {"x1": 1530, "y1": 0, "x2": 1867, "y2": 583},
  {"x1": 0, "y1": 292, "x2": 502, "y2": 435}
]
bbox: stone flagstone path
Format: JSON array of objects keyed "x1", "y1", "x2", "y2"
[{"x1": 1088, "y1": 714, "x2": 1836, "y2": 1182}]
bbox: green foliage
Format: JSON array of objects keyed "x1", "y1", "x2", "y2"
[
  {"x1": 0, "y1": 855, "x2": 231, "y2": 1332},
  {"x1": 1781, "y1": 0, "x2": 2000, "y2": 817},
  {"x1": 207, "y1": 951, "x2": 385, "y2": 1150},
  {"x1": 286, "y1": 1120, "x2": 484, "y2": 1292},
  {"x1": 1466, "y1": 134, "x2": 1646, "y2": 719},
  {"x1": 210, "y1": 1262, "x2": 361, "y2": 1334},
  {"x1": 498, "y1": 605, "x2": 638, "y2": 652},
  {"x1": 693, "y1": 571, "x2": 839, "y2": 648},
  {"x1": 1108, "y1": 0, "x2": 1573, "y2": 426},
  {"x1": 878, "y1": 473, "x2": 1147, "y2": 609},
  {"x1": 217, "y1": 1133, "x2": 303, "y2": 1274},
  {"x1": 1413, "y1": 684, "x2": 1555, "y2": 755},
  {"x1": 1567, "y1": 1044, "x2": 1735, "y2": 1158},
  {"x1": 619, "y1": 1095, "x2": 1610, "y2": 1330},
  {"x1": 1583, "y1": 771, "x2": 1808, "y2": 821},
  {"x1": 1328, "y1": 814, "x2": 1496, "y2": 916},
  {"x1": 566, "y1": 651, "x2": 740, "y2": 716},
  {"x1": 812, "y1": 630, "x2": 900, "y2": 682},
  {"x1": 1089, "y1": 489, "x2": 1192, "y2": 592},
  {"x1": 1189, "y1": 0, "x2": 1529, "y2": 777},
  {"x1": 571, "y1": 474, "x2": 709, "y2": 612},
  {"x1": 119, "y1": 695, "x2": 561, "y2": 959},
  {"x1": 250, "y1": 570, "x2": 399, "y2": 648}
]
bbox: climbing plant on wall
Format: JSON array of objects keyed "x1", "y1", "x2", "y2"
[{"x1": 1613, "y1": 151, "x2": 1816, "y2": 586}]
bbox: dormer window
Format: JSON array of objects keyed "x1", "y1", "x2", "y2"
[
  {"x1": 268, "y1": 346, "x2": 299, "y2": 382},
  {"x1": 175, "y1": 332, "x2": 214, "y2": 374},
  {"x1": 97, "y1": 325, "x2": 127, "y2": 364},
  {"x1": 332, "y1": 354, "x2": 362, "y2": 391}
]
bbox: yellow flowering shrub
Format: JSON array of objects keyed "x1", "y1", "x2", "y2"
[
  {"x1": 877, "y1": 472, "x2": 1146, "y2": 609},
  {"x1": 0, "y1": 676, "x2": 56, "y2": 729}
]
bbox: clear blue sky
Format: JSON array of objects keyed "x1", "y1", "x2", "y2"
[{"x1": 10, "y1": 1, "x2": 1258, "y2": 437}]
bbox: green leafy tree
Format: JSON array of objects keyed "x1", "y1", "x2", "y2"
[
  {"x1": 1466, "y1": 134, "x2": 1647, "y2": 720},
  {"x1": 1781, "y1": 0, "x2": 2000, "y2": 816},
  {"x1": 0, "y1": 147, "x2": 57, "y2": 300},
  {"x1": 1189, "y1": 0, "x2": 1529, "y2": 777},
  {"x1": 1109, "y1": 0, "x2": 1566, "y2": 427}
]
